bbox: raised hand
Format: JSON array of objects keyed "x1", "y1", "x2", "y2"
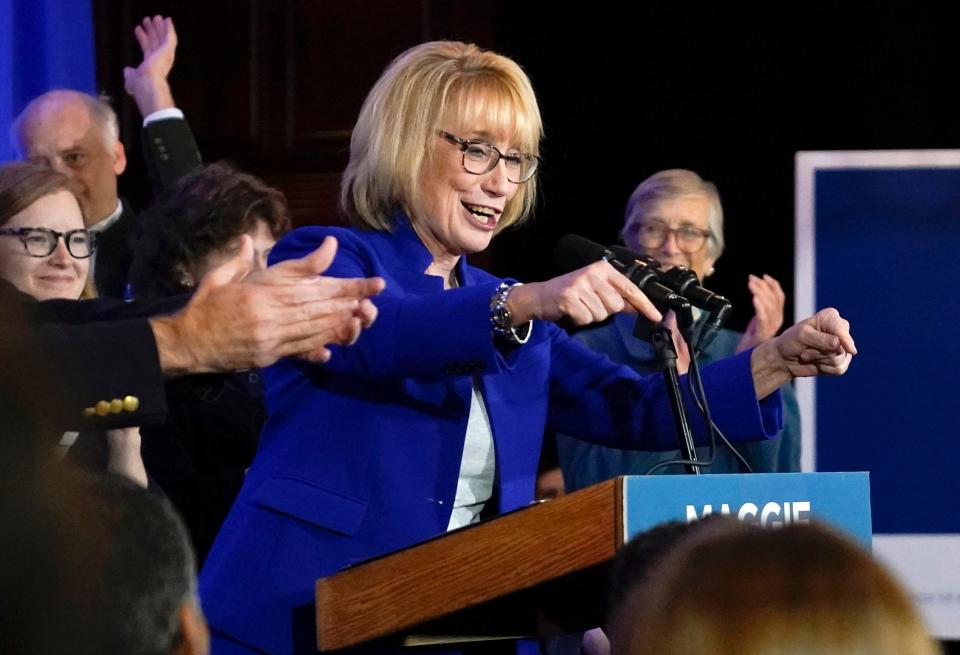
[
  {"x1": 736, "y1": 273, "x2": 786, "y2": 352},
  {"x1": 123, "y1": 15, "x2": 179, "y2": 116}
]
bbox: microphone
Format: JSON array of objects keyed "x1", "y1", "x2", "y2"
[
  {"x1": 602, "y1": 244, "x2": 733, "y2": 355},
  {"x1": 553, "y1": 235, "x2": 688, "y2": 312},
  {"x1": 609, "y1": 246, "x2": 730, "y2": 309}
]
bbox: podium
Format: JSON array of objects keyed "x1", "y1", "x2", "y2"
[{"x1": 315, "y1": 472, "x2": 870, "y2": 651}]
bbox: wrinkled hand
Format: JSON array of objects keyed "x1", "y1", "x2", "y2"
[
  {"x1": 736, "y1": 274, "x2": 786, "y2": 352},
  {"x1": 123, "y1": 16, "x2": 178, "y2": 115},
  {"x1": 506, "y1": 260, "x2": 662, "y2": 327},
  {"x1": 242, "y1": 237, "x2": 382, "y2": 358},
  {"x1": 151, "y1": 236, "x2": 384, "y2": 375},
  {"x1": 750, "y1": 307, "x2": 856, "y2": 398},
  {"x1": 775, "y1": 307, "x2": 856, "y2": 377}
]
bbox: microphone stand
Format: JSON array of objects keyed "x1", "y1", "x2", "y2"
[{"x1": 635, "y1": 302, "x2": 700, "y2": 475}]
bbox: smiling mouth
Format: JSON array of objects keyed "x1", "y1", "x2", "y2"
[
  {"x1": 38, "y1": 276, "x2": 77, "y2": 284},
  {"x1": 462, "y1": 202, "x2": 500, "y2": 227}
]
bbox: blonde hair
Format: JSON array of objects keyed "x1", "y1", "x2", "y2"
[
  {"x1": 341, "y1": 41, "x2": 543, "y2": 233},
  {"x1": 610, "y1": 521, "x2": 940, "y2": 655},
  {"x1": 621, "y1": 169, "x2": 725, "y2": 261}
]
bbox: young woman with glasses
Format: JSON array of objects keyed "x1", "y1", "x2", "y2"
[
  {"x1": 0, "y1": 161, "x2": 147, "y2": 487},
  {"x1": 0, "y1": 162, "x2": 95, "y2": 301}
]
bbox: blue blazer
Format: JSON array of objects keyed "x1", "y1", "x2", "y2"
[{"x1": 199, "y1": 215, "x2": 782, "y2": 654}]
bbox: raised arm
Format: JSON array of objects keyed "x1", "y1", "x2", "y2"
[
  {"x1": 123, "y1": 15, "x2": 178, "y2": 116},
  {"x1": 123, "y1": 15, "x2": 202, "y2": 191},
  {"x1": 736, "y1": 273, "x2": 786, "y2": 353}
]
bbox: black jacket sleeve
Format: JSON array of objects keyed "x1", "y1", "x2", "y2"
[
  {"x1": 2, "y1": 282, "x2": 173, "y2": 431},
  {"x1": 140, "y1": 117, "x2": 202, "y2": 195},
  {"x1": 38, "y1": 317, "x2": 169, "y2": 430},
  {"x1": 95, "y1": 117, "x2": 202, "y2": 298}
]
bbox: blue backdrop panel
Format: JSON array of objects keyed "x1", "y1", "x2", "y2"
[
  {"x1": 814, "y1": 167, "x2": 960, "y2": 534},
  {"x1": 0, "y1": 0, "x2": 95, "y2": 162}
]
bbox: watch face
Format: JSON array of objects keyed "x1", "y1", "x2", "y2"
[{"x1": 493, "y1": 305, "x2": 512, "y2": 328}]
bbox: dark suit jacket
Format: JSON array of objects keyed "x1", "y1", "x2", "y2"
[
  {"x1": 1, "y1": 280, "x2": 173, "y2": 433},
  {"x1": 95, "y1": 118, "x2": 201, "y2": 298}
]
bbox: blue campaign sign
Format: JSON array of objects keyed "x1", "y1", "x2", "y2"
[
  {"x1": 795, "y1": 151, "x2": 960, "y2": 637},
  {"x1": 796, "y1": 152, "x2": 960, "y2": 534},
  {"x1": 806, "y1": 162, "x2": 960, "y2": 534},
  {"x1": 621, "y1": 472, "x2": 872, "y2": 547}
]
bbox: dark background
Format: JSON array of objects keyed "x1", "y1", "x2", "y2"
[{"x1": 94, "y1": 0, "x2": 960, "y2": 331}]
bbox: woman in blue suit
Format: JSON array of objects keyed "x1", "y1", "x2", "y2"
[{"x1": 200, "y1": 41, "x2": 856, "y2": 654}]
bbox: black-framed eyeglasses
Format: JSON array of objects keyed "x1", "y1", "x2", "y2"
[
  {"x1": 631, "y1": 222, "x2": 712, "y2": 254},
  {"x1": 439, "y1": 131, "x2": 540, "y2": 184},
  {"x1": 0, "y1": 227, "x2": 98, "y2": 258}
]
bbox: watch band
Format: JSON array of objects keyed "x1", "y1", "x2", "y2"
[{"x1": 490, "y1": 282, "x2": 532, "y2": 345}]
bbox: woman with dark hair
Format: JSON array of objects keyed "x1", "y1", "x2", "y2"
[
  {"x1": 76, "y1": 162, "x2": 294, "y2": 565},
  {"x1": 129, "y1": 161, "x2": 291, "y2": 301}
]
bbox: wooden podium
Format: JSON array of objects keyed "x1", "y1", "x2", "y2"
[
  {"x1": 315, "y1": 478, "x2": 623, "y2": 651},
  {"x1": 314, "y1": 471, "x2": 871, "y2": 651}
]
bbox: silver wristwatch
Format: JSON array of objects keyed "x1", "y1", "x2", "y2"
[{"x1": 490, "y1": 282, "x2": 532, "y2": 345}]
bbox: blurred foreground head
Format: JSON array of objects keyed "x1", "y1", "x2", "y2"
[
  {"x1": 1, "y1": 470, "x2": 207, "y2": 655},
  {"x1": 609, "y1": 521, "x2": 939, "y2": 655}
]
